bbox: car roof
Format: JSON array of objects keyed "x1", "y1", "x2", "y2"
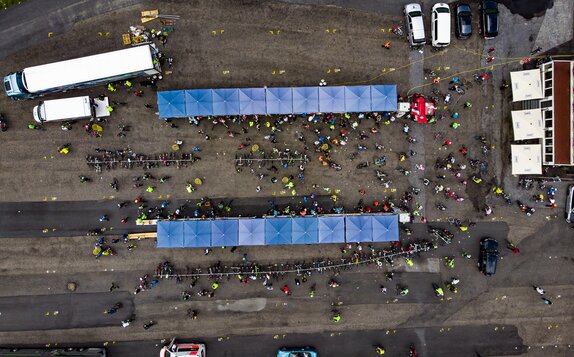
[
  {"x1": 432, "y1": 3, "x2": 449, "y2": 11},
  {"x1": 482, "y1": 238, "x2": 498, "y2": 249},
  {"x1": 405, "y1": 3, "x2": 422, "y2": 13},
  {"x1": 483, "y1": 1, "x2": 498, "y2": 9},
  {"x1": 169, "y1": 344, "x2": 205, "y2": 356},
  {"x1": 457, "y1": 4, "x2": 471, "y2": 12}
]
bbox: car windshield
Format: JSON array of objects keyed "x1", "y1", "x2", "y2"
[
  {"x1": 409, "y1": 11, "x2": 422, "y2": 17},
  {"x1": 436, "y1": 8, "x2": 449, "y2": 13},
  {"x1": 485, "y1": 8, "x2": 498, "y2": 14}
]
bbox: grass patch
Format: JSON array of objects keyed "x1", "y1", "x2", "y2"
[{"x1": 1, "y1": 0, "x2": 26, "y2": 10}]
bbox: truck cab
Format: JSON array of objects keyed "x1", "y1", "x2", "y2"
[{"x1": 3, "y1": 72, "x2": 28, "y2": 100}]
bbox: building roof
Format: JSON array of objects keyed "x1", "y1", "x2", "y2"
[
  {"x1": 511, "y1": 109, "x2": 544, "y2": 140},
  {"x1": 510, "y1": 69, "x2": 543, "y2": 102},
  {"x1": 552, "y1": 61, "x2": 573, "y2": 165},
  {"x1": 511, "y1": 144, "x2": 542, "y2": 175}
]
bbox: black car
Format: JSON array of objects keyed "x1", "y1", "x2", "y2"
[
  {"x1": 456, "y1": 3, "x2": 472, "y2": 39},
  {"x1": 480, "y1": 1, "x2": 499, "y2": 39},
  {"x1": 479, "y1": 237, "x2": 499, "y2": 276}
]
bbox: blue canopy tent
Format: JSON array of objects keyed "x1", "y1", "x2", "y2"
[
  {"x1": 265, "y1": 87, "x2": 293, "y2": 114},
  {"x1": 318, "y1": 86, "x2": 346, "y2": 113},
  {"x1": 211, "y1": 219, "x2": 239, "y2": 246},
  {"x1": 238, "y1": 218, "x2": 266, "y2": 246},
  {"x1": 291, "y1": 217, "x2": 319, "y2": 244},
  {"x1": 157, "y1": 220, "x2": 184, "y2": 248},
  {"x1": 264, "y1": 217, "x2": 293, "y2": 245},
  {"x1": 370, "y1": 85, "x2": 398, "y2": 112},
  {"x1": 317, "y1": 216, "x2": 345, "y2": 243},
  {"x1": 372, "y1": 215, "x2": 399, "y2": 242},
  {"x1": 185, "y1": 89, "x2": 214, "y2": 117},
  {"x1": 157, "y1": 90, "x2": 186, "y2": 118},
  {"x1": 345, "y1": 215, "x2": 373, "y2": 242},
  {"x1": 183, "y1": 220, "x2": 212, "y2": 248},
  {"x1": 212, "y1": 88, "x2": 240, "y2": 116},
  {"x1": 292, "y1": 87, "x2": 319, "y2": 113},
  {"x1": 344, "y1": 86, "x2": 371, "y2": 112},
  {"x1": 238, "y1": 88, "x2": 266, "y2": 115}
]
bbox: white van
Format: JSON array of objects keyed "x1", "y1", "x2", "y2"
[
  {"x1": 33, "y1": 96, "x2": 109, "y2": 123},
  {"x1": 404, "y1": 3, "x2": 426, "y2": 47},
  {"x1": 431, "y1": 3, "x2": 451, "y2": 47}
]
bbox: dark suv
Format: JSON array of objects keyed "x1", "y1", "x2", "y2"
[
  {"x1": 479, "y1": 237, "x2": 499, "y2": 276},
  {"x1": 480, "y1": 1, "x2": 499, "y2": 39}
]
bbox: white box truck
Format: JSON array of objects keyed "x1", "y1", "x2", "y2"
[{"x1": 33, "y1": 96, "x2": 110, "y2": 124}]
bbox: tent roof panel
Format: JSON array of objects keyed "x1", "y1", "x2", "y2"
[
  {"x1": 292, "y1": 87, "x2": 319, "y2": 113},
  {"x1": 372, "y1": 215, "x2": 399, "y2": 242},
  {"x1": 318, "y1": 86, "x2": 346, "y2": 113},
  {"x1": 317, "y1": 216, "x2": 345, "y2": 243},
  {"x1": 344, "y1": 86, "x2": 371, "y2": 112},
  {"x1": 183, "y1": 220, "x2": 212, "y2": 248},
  {"x1": 264, "y1": 217, "x2": 293, "y2": 245},
  {"x1": 238, "y1": 88, "x2": 267, "y2": 115},
  {"x1": 185, "y1": 89, "x2": 214, "y2": 117},
  {"x1": 511, "y1": 144, "x2": 543, "y2": 175},
  {"x1": 510, "y1": 69, "x2": 543, "y2": 102},
  {"x1": 158, "y1": 90, "x2": 186, "y2": 118},
  {"x1": 157, "y1": 220, "x2": 184, "y2": 248},
  {"x1": 210, "y1": 219, "x2": 239, "y2": 246},
  {"x1": 212, "y1": 88, "x2": 240, "y2": 115},
  {"x1": 238, "y1": 218, "x2": 266, "y2": 246},
  {"x1": 511, "y1": 109, "x2": 544, "y2": 140},
  {"x1": 345, "y1": 215, "x2": 373, "y2": 242},
  {"x1": 371, "y1": 85, "x2": 397, "y2": 112},
  {"x1": 265, "y1": 87, "x2": 293, "y2": 114}
]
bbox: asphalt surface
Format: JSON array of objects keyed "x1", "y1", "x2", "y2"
[
  {"x1": 277, "y1": 0, "x2": 554, "y2": 18},
  {"x1": 0, "y1": 196, "x2": 335, "y2": 238},
  {"x1": 0, "y1": 325, "x2": 527, "y2": 356},
  {"x1": 0, "y1": 292, "x2": 134, "y2": 331},
  {"x1": 0, "y1": 0, "x2": 145, "y2": 59}
]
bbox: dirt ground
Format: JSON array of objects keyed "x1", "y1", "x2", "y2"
[{"x1": 0, "y1": 0, "x2": 504, "y2": 224}]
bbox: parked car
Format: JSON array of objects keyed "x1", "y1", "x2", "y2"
[
  {"x1": 404, "y1": 3, "x2": 426, "y2": 47},
  {"x1": 479, "y1": 237, "x2": 499, "y2": 276},
  {"x1": 277, "y1": 347, "x2": 317, "y2": 357},
  {"x1": 566, "y1": 185, "x2": 574, "y2": 223},
  {"x1": 431, "y1": 3, "x2": 451, "y2": 47},
  {"x1": 455, "y1": 3, "x2": 473, "y2": 39},
  {"x1": 160, "y1": 343, "x2": 206, "y2": 357},
  {"x1": 480, "y1": 0, "x2": 499, "y2": 39}
]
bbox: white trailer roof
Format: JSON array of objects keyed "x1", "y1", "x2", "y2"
[
  {"x1": 511, "y1": 144, "x2": 542, "y2": 175},
  {"x1": 510, "y1": 69, "x2": 543, "y2": 102},
  {"x1": 511, "y1": 109, "x2": 544, "y2": 140},
  {"x1": 44, "y1": 96, "x2": 92, "y2": 120},
  {"x1": 23, "y1": 45, "x2": 155, "y2": 93}
]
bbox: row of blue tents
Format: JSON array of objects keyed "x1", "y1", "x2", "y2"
[
  {"x1": 157, "y1": 214, "x2": 399, "y2": 248},
  {"x1": 157, "y1": 85, "x2": 397, "y2": 118}
]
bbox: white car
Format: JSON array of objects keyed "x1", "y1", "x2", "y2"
[
  {"x1": 431, "y1": 3, "x2": 451, "y2": 47},
  {"x1": 567, "y1": 185, "x2": 574, "y2": 223},
  {"x1": 160, "y1": 343, "x2": 206, "y2": 357},
  {"x1": 404, "y1": 3, "x2": 426, "y2": 47}
]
